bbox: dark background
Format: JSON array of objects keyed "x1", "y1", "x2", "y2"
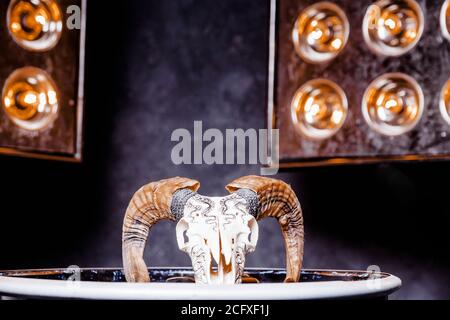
[{"x1": 0, "y1": 0, "x2": 449, "y2": 299}]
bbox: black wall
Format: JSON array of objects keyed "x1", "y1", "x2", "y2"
[{"x1": 0, "y1": 0, "x2": 449, "y2": 299}]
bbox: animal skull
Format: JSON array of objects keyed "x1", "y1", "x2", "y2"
[
  {"x1": 122, "y1": 176, "x2": 304, "y2": 284},
  {"x1": 176, "y1": 194, "x2": 258, "y2": 284}
]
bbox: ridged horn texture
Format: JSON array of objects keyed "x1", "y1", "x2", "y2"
[
  {"x1": 122, "y1": 177, "x2": 200, "y2": 282},
  {"x1": 226, "y1": 175, "x2": 304, "y2": 282}
]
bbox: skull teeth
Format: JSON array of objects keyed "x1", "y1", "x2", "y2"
[{"x1": 176, "y1": 194, "x2": 259, "y2": 284}]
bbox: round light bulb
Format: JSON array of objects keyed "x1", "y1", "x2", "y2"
[
  {"x1": 439, "y1": 79, "x2": 450, "y2": 125},
  {"x1": 2, "y1": 67, "x2": 59, "y2": 131},
  {"x1": 292, "y1": 2, "x2": 349, "y2": 64},
  {"x1": 7, "y1": 0, "x2": 63, "y2": 52},
  {"x1": 291, "y1": 79, "x2": 348, "y2": 140},
  {"x1": 362, "y1": 73, "x2": 424, "y2": 136},
  {"x1": 362, "y1": 0, "x2": 424, "y2": 57},
  {"x1": 441, "y1": 0, "x2": 450, "y2": 42}
]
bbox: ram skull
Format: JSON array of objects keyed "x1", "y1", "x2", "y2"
[
  {"x1": 122, "y1": 176, "x2": 304, "y2": 284},
  {"x1": 175, "y1": 193, "x2": 258, "y2": 284}
]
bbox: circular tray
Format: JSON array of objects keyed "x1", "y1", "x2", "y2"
[{"x1": 0, "y1": 267, "x2": 401, "y2": 300}]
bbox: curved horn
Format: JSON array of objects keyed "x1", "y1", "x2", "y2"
[
  {"x1": 122, "y1": 177, "x2": 200, "y2": 282},
  {"x1": 226, "y1": 175, "x2": 304, "y2": 282}
]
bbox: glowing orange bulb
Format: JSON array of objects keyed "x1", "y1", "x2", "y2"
[
  {"x1": 7, "y1": 0, "x2": 62, "y2": 52},
  {"x1": 291, "y1": 79, "x2": 348, "y2": 140},
  {"x1": 362, "y1": 73, "x2": 424, "y2": 136},
  {"x1": 2, "y1": 67, "x2": 59, "y2": 131},
  {"x1": 363, "y1": 0, "x2": 424, "y2": 57},
  {"x1": 292, "y1": 2, "x2": 349, "y2": 64}
]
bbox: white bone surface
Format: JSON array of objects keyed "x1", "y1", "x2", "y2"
[{"x1": 176, "y1": 193, "x2": 258, "y2": 284}]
